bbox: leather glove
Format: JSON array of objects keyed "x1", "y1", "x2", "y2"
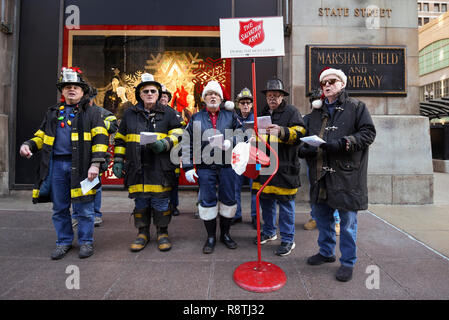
[
  {"x1": 112, "y1": 162, "x2": 124, "y2": 179},
  {"x1": 299, "y1": 145, "x2": 318, "y2": 158},
  {"x1": 321, "y1": 139, "x2": 344, "y2": 153},
  {"x1": 185, "y1": 169, "x2": 198, "y2": 183},
  {"x1": 149, "y1": 140, "x2": 166, "y2": 154}
]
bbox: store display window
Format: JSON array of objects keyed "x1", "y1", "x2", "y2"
[{"x1": 64, "y1": 25, "x2": 231, "y2": 185}]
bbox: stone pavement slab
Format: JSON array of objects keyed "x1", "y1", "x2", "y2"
[
  {"x1": 2, "y1": 172, "x2": 449, "y2": 301},
  {"x1": 1, "y1": 194, "x2": 449, "y2": 300}
]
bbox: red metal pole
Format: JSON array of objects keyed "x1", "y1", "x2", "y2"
[
  {"x1": 251, "y1": 58, "x2": 280, "y2": 270},
  {"x1": 232, "y1": 58, "x2": 285, "y2": 293}
]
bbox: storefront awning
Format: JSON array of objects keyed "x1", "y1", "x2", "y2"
[{"x1": 420, "y1": 97, "x2": 449, "y2": 121}]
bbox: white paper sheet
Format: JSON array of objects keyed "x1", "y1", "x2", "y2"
[
  {"x1": 140, "y1": 132, "x2": 158, "y2": 145},
  {"x1": 208, "y1": 134, "x2": 224, "y2": 147},
  {"x1": 243, "y1": 116, "x2": 272, "y2": 130},
  {"x1": 80, "y1": 176, "x2": 100, "y2": 195},
  {"x1": 300, "y1": 135, "x2": 326, "y2": 147}
]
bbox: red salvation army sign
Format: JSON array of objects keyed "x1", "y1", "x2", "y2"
[
  {"x1": 220, "y1": 16, "x2": 285, "y2": 58},
  {"x1": 239, "y1": 19, "x2": 265, "y2": 48}
]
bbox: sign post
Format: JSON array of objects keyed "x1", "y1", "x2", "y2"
[{"x1": 220, "y1": 16, "x2": 286, "y2": 293}]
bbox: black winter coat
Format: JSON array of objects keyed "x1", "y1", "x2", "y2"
[
  {"x1": 114, "y1": 102, "x2": 183, "y2": 199},
  {"x1": 252, "y1": 101, "x2": 306, "y2": 201},
  {"x1": 23, "y1": 98, "x2": 109, "y2": 204},
  {"x1": 300, "y1": 90, "x2": 376, "y2": 211}
]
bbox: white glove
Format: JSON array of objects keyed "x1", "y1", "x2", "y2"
[
  {"x1": 221, "y1": 139, "x2": 231, "y2": 151},
  {"x1": 185, "y1": 169, "x2": 198, "y2": 183}
]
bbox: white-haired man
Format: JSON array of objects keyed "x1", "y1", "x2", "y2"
[
  {"x1": 113, "y1": 74, "x2": 183, "y2": 253},
  {"x1": 182, "y1": 81, "x2": 242, "y2": 254},
  {"x1": 303, "y1": 67, "x2": 376, "y2": 282}
]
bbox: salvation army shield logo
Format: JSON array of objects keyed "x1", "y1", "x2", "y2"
[{"x1": 239, "y1": 19, "x2": 265, "y2": 48}]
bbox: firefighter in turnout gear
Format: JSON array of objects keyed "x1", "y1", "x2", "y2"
[
  {"x1": 253, "y1": 78, "x2": 306, "y2": 257},
  {"x1": 19, "y1": 67, "x2": 109, "y2": 260},
  {"x1": 113, "y1": 73, "x2": 183, "y2": 252}
]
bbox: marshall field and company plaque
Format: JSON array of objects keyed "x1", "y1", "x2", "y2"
[{"x1": 306, "y1": 45, "x2": 406, "y2": 96}]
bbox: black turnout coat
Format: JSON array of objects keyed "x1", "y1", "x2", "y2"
[
  {"x1": 299, "y1": 90, "x2": 376, "y2": 211},
  {"x1": 23, "y1": 97, "x2": 109, "y2": 204},
  {"x1": 114, "y1": 102, "x2": 183, "y2": 199},
  {"x1": 252, "y1": 101, "x2": 306, "y2": 201}
]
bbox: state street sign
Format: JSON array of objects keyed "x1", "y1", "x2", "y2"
[{"x1": 220, "y1": 16, "x2": 285, "y2": 59}]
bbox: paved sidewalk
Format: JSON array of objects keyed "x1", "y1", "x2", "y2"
[{"x1": 1, "y1": 174, "x2": 449, "y2": 300}]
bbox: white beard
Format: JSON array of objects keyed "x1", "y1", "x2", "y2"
[{"x1": 206, "y1": 102, "x2": 220, "y2": 111}]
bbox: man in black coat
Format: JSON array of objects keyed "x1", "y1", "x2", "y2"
[
  {"x1": 112, "y1": 74, "x2": 183, "y2": 253},
  {"x1": 253, "y1": 79, "x2": 306, "y2": 257},
  {"x1": 19, "y1": 67, "x2": 109, "y2": 260},
  {"x1": 301, "y1": 68, "x2": 376, "y2": 282}
]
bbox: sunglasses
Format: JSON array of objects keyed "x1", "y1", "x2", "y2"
[
  {"x1": 141, "y1": 89, "x2": 158, "y2": 95},
  {"x1": 266, "y1": 93, "x2": 282, "y2": 99},
  {"x1": 320, "y1": 78, "x2": 340, "y2": 86},
  {"x1": 239, "y1": 101, "x2": 252, "y2": 106}
]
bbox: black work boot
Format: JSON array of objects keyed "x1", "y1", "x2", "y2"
[
  {"x1": 157, "y1": 226, "x2": 172, "y2": 252},
  {"x1": 219, "y1": 217, "x2": 237, "y2": 249},
  {"x1": 130, "y1": 227, "x2": 150, "y2": 252},
  {"x1": 203, "y1": 218, "x2": 217, "y2": 254},
  {"x1": 130, "y1": 207, "x2": 151, "y2": 252}
]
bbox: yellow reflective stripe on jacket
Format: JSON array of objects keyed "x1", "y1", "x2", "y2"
[
  {"x1": 34, "y1": 130, "x2": 45, "y2": 139},
  {"x1": 168, "y1": 128, "x2": 183, "y2": 136},
  {"x1": 128, "y1": 184, "x2": 172, "y2": 194},
  {"x1": 31, "y1": 137, "x2": 43, "y2": 150},
  {"x1": 71, "y1": 132, "x2": 92, "y2": 141},
  {"x1": 286, "y1": 125, "x2": 306, "y2": 144},
  {"x1": 167, "y1": 128, "x2": 183, "y2": 146},
  {"x1": 105, "y1": 115, "x2": 116, "y2": 122},
  {"x1": 125, "y1": 133, "x2": 168, "y2": 143},
  {"x1": 32, "y1": 189, "x2": 40, "y2": 198},
  {"x1": 256, "y1": 135, "x2": 281, "y2": 144},
  {"x1": 114, "y1": 146, "x2": 126, "y2": 155},
  {"x1": 92, "y1": 144, "x2": 108, "y2": 153},
  {"x1": 252, "y1": 182, "x2": 298, "y2": 195},
  {"x1": 43, "y1": 135, "x2": 55, "y2": 146},
  {"x1": 126, "y1": 134, "x2": 140, "y2": 143},
  {"x1": 71, "y1": 188, "x2": 97, "y2": 198},
  {"x1": 91, "y1": 126, "x2": 108, "y2": 137},
  {"x1": 115, "y1": 132, "x2": 126, "y2": 141},
  {"x1": 297, "y1": 125, "x2": 306, "y2": 136}
]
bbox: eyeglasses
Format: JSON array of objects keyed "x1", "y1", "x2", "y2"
[
  {"x1": 320, "y1": 78, "x2": 340, "y2": 86},
  {"x1": 141, "y1": 89, "x2": 158, "y2": 95},
  {"x1": 239, "y1": 101, "x2": 252, "y2": 106},
  {"x1": 266, "y1": 93, "x2": 282, "y2": 99}
]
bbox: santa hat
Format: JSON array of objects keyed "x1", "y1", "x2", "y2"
[
  {"x1": 319, "y1": 67, "x2": 347, "y2": 87},
  {"x1": 312, "y1": 67, "x2": 347, "y2": 109},
  {"x1": 202, "y1": 81, "x2": 223, "y2": 100},
  {"x1": 202, "y1": 80, "x2": 234, "y2": 110},
  {"x1": 219, "y1": 82, "x2": 234, "y2": 111},
  {"x1": 311, "y1": 93, "x2": 325, "y2": 109}
]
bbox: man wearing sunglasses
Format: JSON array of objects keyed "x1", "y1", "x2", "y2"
[
  {"x1": 113, "y1": 73, "x2": 183, "y2": 253},
  {"x1": 303, "y1": 67, "x2": 376, "y2": 282},
  {"x1": 253, "y1": 78, "x2": 306, "y2": 257},
  {"x1": 232, "y1": 88, "x2": 258, "y2": 229}
]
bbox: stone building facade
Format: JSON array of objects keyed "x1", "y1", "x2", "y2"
[
  {"x1": 2, "y1": 0, "x2": 434, "y2": 204},
  {"x1": 0, "y1": 0, "x2": 18, "y2": 195}
]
